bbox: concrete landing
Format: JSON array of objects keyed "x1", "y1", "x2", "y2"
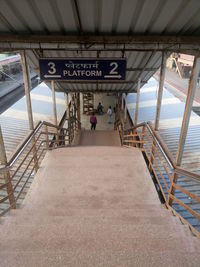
[
  {"x1": 0, "y1": 147, "x2": 200, "y2": 267},
  {"x1": 79, "y1": 130, "x2": 121, "y2": 146}
]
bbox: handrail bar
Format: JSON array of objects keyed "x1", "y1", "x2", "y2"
[
  {"x1": 123, "y1": 122, "x2": 145, "y2": 132},
  {"x1": 6, "y1": 121, "x2": 43, "y2": 169},
  {"x1": 145, "y1": 123, "x2": 174, "y2": 169},
  {"x1": 175, "y1": 167, "x2": 200, "y2": 182},
  {"x1": 146, "y1": 122, "x2": 175, "y2": 169},
  {"x1": 124, "y1": 121, "x2": 174, "y2": 169},
  {"x1": 123, "y1": 121, "x2": 200, "y2": 182},
  {"x1": 0, "y1": 120, "x2": 70, "y2": 171}
]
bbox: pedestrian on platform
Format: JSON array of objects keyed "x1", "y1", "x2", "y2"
[
  {"x1": 97, "y1": 102, "x2": 104, "y2": 115},
  {"x1": 107, "y1": 106, "x2": 112, "y2": 124},
  {"x1": 90, "y1": 113, "x2": 97, "y2": 130}
]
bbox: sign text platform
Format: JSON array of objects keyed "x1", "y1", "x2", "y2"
[{"x1": 39, "y1": 59, "x2": 126, "y2": 81}]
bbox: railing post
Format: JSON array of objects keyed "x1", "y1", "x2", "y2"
[
  {"x1": 140, "y1": 124, "x2": 145, "y2": 149},
  {"x1": 45, "y1": 125, "x2": 49, "y2": 150},
  {"x1": 148, "y1": 141, "x2": 155, "y2": 172},
  {"x1": 0, "y1": 125, "x2": 16, "y2": 209},
  {"x1": 21, "y1": 50, "x2": 38, "y2": 172}
]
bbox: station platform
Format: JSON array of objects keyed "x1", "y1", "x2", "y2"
[{"x1": 1, "y1": 141, "x2": 200, "y2": 266}]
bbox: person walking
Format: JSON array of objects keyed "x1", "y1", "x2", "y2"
[
  {"x1": 97, "y1": 102, "x2": 104, "y2": 115},
  {"x1": 90, "y1": 113, "x2": 97, "y2": 130},
  {"x1": 107, "y1": 106, "x2": 112, "y2": 124}
]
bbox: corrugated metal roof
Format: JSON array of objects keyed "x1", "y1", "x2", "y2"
[
  {"x1": 1, "y1": 0, "x2": 200, "y2": 35},
  {"x1": 0, "y1": 0, "x2": 200, "y2": 92}
]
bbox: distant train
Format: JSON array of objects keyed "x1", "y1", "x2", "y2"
[{"x1": 0, "y1": 55, "x2": 21, "y2": 81}]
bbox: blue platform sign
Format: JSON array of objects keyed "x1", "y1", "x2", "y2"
[{"x1": 39, "y1": 58, "x2": 126, "y2": 81}]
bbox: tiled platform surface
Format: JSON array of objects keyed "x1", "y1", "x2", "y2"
[{"x1": 1, "y1": 146, "x2": 199, "y2": 267}]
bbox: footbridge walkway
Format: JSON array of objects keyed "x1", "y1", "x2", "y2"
[{"x1": 0, "y1": 127, "x2": 200, "y2": 266}]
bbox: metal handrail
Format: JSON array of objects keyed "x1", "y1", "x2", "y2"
[
  {"x1": 145, "y1": 122, "x2": 174, "y2": 169},
  {"x1": 123, "y1": 121, "x2": 200, "y2": 183},
  {"x1": 0, "y1": 120, "x2": 70, "y2": 171}
]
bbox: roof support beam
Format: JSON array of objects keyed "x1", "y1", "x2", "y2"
[
  {"x1": 154, "y1": 52, "x2": 167, "y2": 130},
  {"x1": 0, "y1": 35, "x2": 200, "y2": 53},
  {"x1": 1, "y1": 34, "x2": 200, "y2": 44}
]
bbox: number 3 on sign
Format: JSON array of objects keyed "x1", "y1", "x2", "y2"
[
  {"x1": 48, "y1": 62, "x2": 56, "y2": 74},
  {"x1": 110, "y1": 62, "x2": 118, "y2": 75}
]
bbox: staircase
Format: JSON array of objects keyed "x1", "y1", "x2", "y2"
[
  {"x1": 0, "y1": 136, "x2": 199, "y2": 266},
  {"x1": 80, "y1": 130, "x2": 121, "y2": 146}
]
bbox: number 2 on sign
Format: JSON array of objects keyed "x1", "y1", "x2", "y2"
[
  {"x1": 48, "y1": 62, "x2": 56, "y2": 74},
  {"x1": 110, "y1": 62, "x2": 118, "y2": 75}
]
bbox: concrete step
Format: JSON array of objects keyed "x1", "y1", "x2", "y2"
[
  {"x1": 8, "y1": 203, "x2": 174, "y2": 218},
  {"x1": 0, "y1": 218, "x2": 199, "y2": 253},
  {"x1": 1, "y1": 212, "x2": 182, "y2": 227},
  {"x1": 0, "y1": 251, "x2": 199, "y2": 267},
  {"x1": 1, "y1": 146, "x2": 199, "y2": 266}
]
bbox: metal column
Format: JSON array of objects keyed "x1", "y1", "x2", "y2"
[
  {"x1": 154, "y1": 52, "x2": 167, "y2": 130},
  {"x1": 121, "y1": 93, "x2": 124, "y2": 110},
  {"x1": 51, "y1": 80, "x2": 58, "y2": 126},
  {"x1": 51, "y1": 81, "x2": 59, "y2": 144},
  {"x1": 176, "y1": 56, "x2": 200, "y2": 166},
  {"x1": 65, "y1": 93, "x2": 69, "y2": 118},
  {"x1": 134, "y1": 78, "x2": 141, "y2": 126},
  {"x1": 0, "y1": 126, "x2": 16, "y2": 208},
  {"x1": 77, "y1": 93, "x2": 81, "y2": 129},
  {"x1": 124, "y1": 96, "x2": 127, "y2": 121},
  {"x1": 168, "y1": 56, "x2": 200, "y2": 205},
  {"x1": 21, "y1": 51, "x2": 38, "y2": 172},
  {"x1": 21, "y1": 51, "x2": 34, "y2": 130}
]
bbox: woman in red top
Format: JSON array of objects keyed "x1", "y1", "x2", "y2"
[{"x1": 90, "y1": 113, "x2": 97, "y2": 130}]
